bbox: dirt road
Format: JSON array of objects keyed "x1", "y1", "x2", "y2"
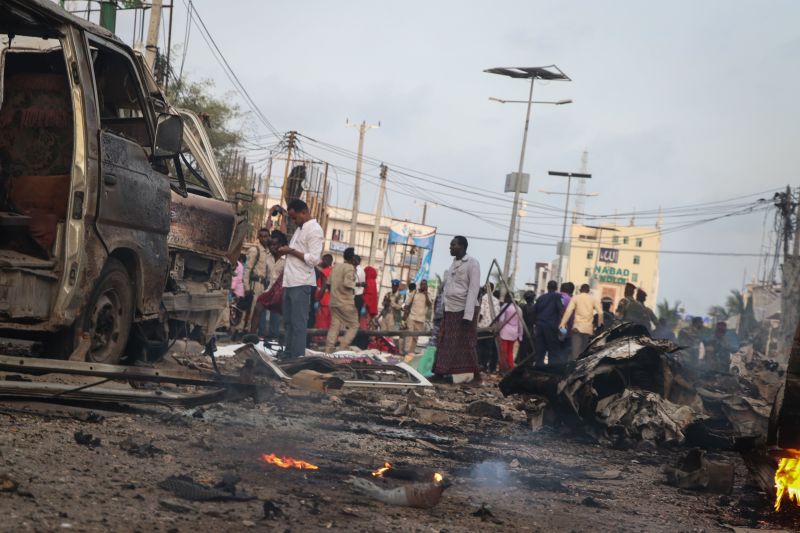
[{"x1": 0, "y1": 357, "x2": 796, "y2": 532}]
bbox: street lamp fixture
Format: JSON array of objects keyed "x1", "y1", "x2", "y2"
[
  {"x1": 489, "y1": 97, "x2": 573, "y2": 105},
  {"x1": 485, "y1": 64, "x2": 572, "y2": 289}
]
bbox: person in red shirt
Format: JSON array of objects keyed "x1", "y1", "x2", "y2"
[
  {"x1": 362, "y1": 265, "x2": 379, "y2": 328},
  {"x1": 314, "y1": 254, "x2": 334, "y2": 329}
]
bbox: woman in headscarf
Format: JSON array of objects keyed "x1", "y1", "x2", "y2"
[{"x1": 362, "y1": 266, "x2": 379, "y2": 328}]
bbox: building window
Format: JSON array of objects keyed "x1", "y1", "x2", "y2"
[
  {"x1": 636, "y1": 238, "x2": 643, "y2": 247},
  {"x1": 633, "y1": 255, "x2": 641, "y2": 265},
  {"x1": 612, "y1": 235, "x2": 619, "y2": 244},
  {"x1": 632, "y1": 273, "x2": 639, "y2": 282},
  {"x1": 623, "y1": 236, "x2": 629, "y2": 245},
  {"x1": 584, "y1": 268, "x2": 590, "y2": 277},
  {"x1": 331, "y1": 229, "x2": 342, "y2": 241},
  {"x1": 586, "y1": 250, "x2": 594, "y2": 260}
]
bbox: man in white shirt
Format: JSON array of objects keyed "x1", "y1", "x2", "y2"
[{"x1": 277, "y1": 199, "x2": 324, "y2": 357}]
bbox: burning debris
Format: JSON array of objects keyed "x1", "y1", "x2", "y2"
[
  {"x1": 345, "y1": 471, "x2": 449, "y2": 509},
  {"x1": 372, "y1": 462, "x2": 391, "y2": 477},
  {"x1": 261, "y1": 453, "x2": 319, "y2": 470},
  {"x1": 775, "y1": 453, "x2": 800, "y2": 511}
]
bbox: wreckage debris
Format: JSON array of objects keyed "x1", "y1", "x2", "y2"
[
  {"x1": 288, "y1": 369, "x2": 345, "y2": 393},
  {"x1": 663, "y1": 448, "x2": 734, "y2": 494},
  {"x1": 500, "y1": 323, "x2": 779, "y2": 450},
  {"x1": 345, "y1": 472, "x2": 450, "y2": 509},
  {"x1": 158, "y1": 475, "x2": 255, "y2": 502},
  {"x1": 596, "y1": 388, "x2": 703, "y2": 445},
  {"x1": 119, "y1": 436, "x2": 164, "y2": 458},
  {"x1": 73, "y1": 431, "x2": 101, "y2": 448},
  {"x1": 466, "y1": 400, "x2": 504, "y2": 420},
  {"x1": 472, "y1": 503, "x2": 503, "y2": 524}
]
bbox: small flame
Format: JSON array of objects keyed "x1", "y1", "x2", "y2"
[
  {"x1": 372, "y1": 462, "x2": 392, "y2": 477},
  {"x1": 775, "y1": 453, "x2": 800, "y2": 511},
  {"x1": 261, "y1": 453, "x2": 319, "y2": 470},
  {"x1": 433, "y1": 472, "x2": 443, "y2": 483}
]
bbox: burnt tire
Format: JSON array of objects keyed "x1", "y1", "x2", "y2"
[{"x1": 80, "y1": 258, "x2": 134, "y2": 364}]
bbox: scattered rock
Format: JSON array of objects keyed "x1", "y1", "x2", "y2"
[
  {"x1": 242, "y1": 520, "x2": 256, "y2": 527},
  {"x1": 158, "y1": 475, "x2": 255, "y2": 501},
  {"x1": 466, "y1": 400, "x2": 503, "y2": 420},
  {"x1": 0, "y1": 473, "x2": 18, "y2": 492},
  {"x1": 190, "y1": 437, "x2": 213, "y2": 451},
  {"x1": 581, "y1": 496, "x2": 608, "y2": 509},
  {"x1": 73, "y1": 431, "x2": 101, "y2": 448},
  {"x1": 583, "y1": 469, "x2": 622, "y2": 480},
  {"x1": 263, "y1": 500, "x2": 284, "y2": 520},
  {"x1": 118, "y1": 436, "x2": 164, "y2": 458},
  {"x1": 414, "y1": 408, "x2": 449, "y2": 425},
  {"x1": 159, "y1": 498, "x2": 193, "y2": 513}
]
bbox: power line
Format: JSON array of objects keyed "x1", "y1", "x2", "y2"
[
  {"x1": 183, "y1": 0, "x2": 282, "y2": 140},
  {"x1": 436, "y1": 232, "x2": 764, "y2": 257}
]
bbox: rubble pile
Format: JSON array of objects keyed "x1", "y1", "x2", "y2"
[{"x1": 500, "y1": 324, "x2": 785, "y2": 450}]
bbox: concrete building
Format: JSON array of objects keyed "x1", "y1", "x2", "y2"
[
  {"x1": 325, "y1": 206, "x2": 437, "y2": 295},
  {"x1": 563, "y1": 223, "x2": 662, "y2": 306},
  {"x1": 533, "y1": 262, "x2": 555, "y2": 296}
]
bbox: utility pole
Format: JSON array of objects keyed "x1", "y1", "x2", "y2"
[
  {"x1": 260, "y1": 155, "x2": 273, "y2": 229},
  {"x1": 776, "y1": 185, "x2": 799, "y2": 358},
  {"x1": 144, "y1": 0, "x2": 164, "y2": 72},
  {"x1": 421, "y1": 202, "x2": 428, "y2": 225},
  {"x1": 98, "y1": 1, "x2": 117, "y2": 32},
  {"x1": 347, "y1": 120, "x2": 380, "y2": 254},
  {"x1": 369, "y1": 164, "x2": 388, "y2": 268},
  {"x1": 279, "y1": 131, "x2": 297, "y2": 206}
]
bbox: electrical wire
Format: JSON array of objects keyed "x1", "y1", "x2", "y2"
[{"x1": 182, "y1": 0, "x2": 282, "y2": 140}]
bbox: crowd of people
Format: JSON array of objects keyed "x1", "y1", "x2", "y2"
[
  {"x1": 224, "y1": 202, "x2": 737, "y2": 382},
  {"x1": 227, "y1": 198, "x2": 433, "y2": 359}
]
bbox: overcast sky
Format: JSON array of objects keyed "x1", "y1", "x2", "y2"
[{"x1": 108, "y1": 0, "x2": 800, "y2": 313}]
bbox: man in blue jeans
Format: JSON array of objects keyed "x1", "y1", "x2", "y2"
[{"x1": 276, "y1": 199, "x2": 324, "y2": 357}]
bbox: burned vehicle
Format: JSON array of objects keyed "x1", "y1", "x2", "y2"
[{"x1": 0, "y1": 0, "x2": 246, "y2": 363}]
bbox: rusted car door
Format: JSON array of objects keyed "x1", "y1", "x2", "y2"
[{"x1": 90, "y1": 41, "x2": 170, "y2": 317}]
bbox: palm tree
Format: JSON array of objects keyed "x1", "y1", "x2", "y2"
[
  {"x1": 708, "y1": 305, "x2": 729, "y2": 322},
  {"x1": 725, "y1": 289, "x2": 746, "y2": 317},
  {"x1": 656, "y1": 299, "x2": 682, "y2": 325}
]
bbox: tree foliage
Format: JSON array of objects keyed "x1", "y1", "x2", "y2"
[
  {"x1": 656, "y1": 299, "x2": 682, "y2": 325},
  {"x1": 708, "y1": 305, "x2": 729, "y2": 322},
  {"x1": 725, "y1": 289, "x2": 746, "y2": 317},
  {"x1": 166, "y1": 78, "x2": 244, "y2": 161}
]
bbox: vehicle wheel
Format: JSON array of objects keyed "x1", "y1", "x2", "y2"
[{"x1": 81, "y1": 258, "x2": 134, "y2": 364}]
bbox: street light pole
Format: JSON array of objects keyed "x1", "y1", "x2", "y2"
[
  {"x1": 485, "y1": 65, "x2": 572, "y2": 291},
  {"x1": 549, "y1": 170, "x2": 592, "y2": 283},
  {"x1": 503, "y1": 77, "x2": 535, "y2": 286},
  {"x1": 559, "y1": 175, "x2": 572, "y2": 283}
]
